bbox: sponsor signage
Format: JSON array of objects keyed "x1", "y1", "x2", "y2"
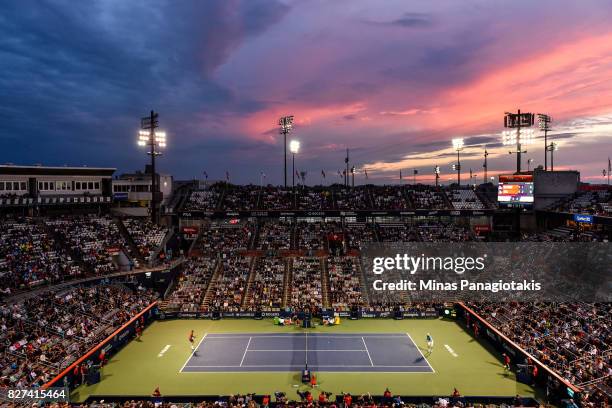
[
  {"x1": 179, "y1": 209, "x2": 496, "y2": 219},
  {"x1": 573, "y1": 214, "x2": 593, "y2": 224}
]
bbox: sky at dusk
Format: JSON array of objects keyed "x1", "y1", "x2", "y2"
[{"x1": 1, "y1": 0, "x2": 612, "y2": 185}]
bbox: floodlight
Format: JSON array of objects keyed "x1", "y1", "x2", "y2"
[
  {"x1": 289, "y1": 140, "x2": 300, "y2": 154},
  {"x1": 452, "y1": 138, "x2": 464, "y2": 150}
]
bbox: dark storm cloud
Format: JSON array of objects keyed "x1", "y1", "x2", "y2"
[
  {"x1": 365, "y1": 12, "x2": 434, "y2": 28},
  {"x1": 0, "y1": 0, "x2": 290, "y2": 170}
]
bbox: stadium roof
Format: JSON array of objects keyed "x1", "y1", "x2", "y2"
[{"x1": 0, "y1": 164, "x2": 116, "y2": 176}]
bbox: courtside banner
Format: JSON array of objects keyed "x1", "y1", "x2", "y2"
[{"x1": 362, "y1": 242, "x2": 611, "y2": 302}]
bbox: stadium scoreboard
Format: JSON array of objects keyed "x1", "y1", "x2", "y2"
[{"x1": 497, "y1": 174, "x2": 534, "y2": 206}]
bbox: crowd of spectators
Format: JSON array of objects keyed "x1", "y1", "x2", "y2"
[
  {"x1": 245, "y1": 257, "x2": 286, "y2": 311},
  {"x1": 123, "y1": 218, "x2": 168, "y2": 259},
  {"x1": 417, "y1": 224, "x2": 473, "y2": 242},
  {"x1": 47, "y1": 216, "x2": 131, "y2": 274},
  {"x1": 377, "y1": 224, "x2": 418, "y2": 242},
  {"x1": 327, "y1": 257, "x2": 366, "y2": 310},
  {"x1": 296, "y1": 222, "x2": 326, "y2": 251},
  {"x1": 257, "y1": 222, "x2": 293, "y2": 251},
  {"x1": 470, "y1": 302, "x2": 611, "y2": 406},
  {"x1": 335, "y1": 187, "x2": 372, "y2": 210},
  {"x1": 290, "y1": 257, "x2": 322, "y2": 309},
  {"x1": 165, "y1": 258, "x2": 216, "y2": 312},
  {"x1": 179, "y1": 185, "x2": 498, "y2": 212},
  {"x1": 205, "y1": 257, "x2": 251, "y2": 312},
  {"x1": 23, "y1": 394, "x2": 544, "y2": 408},
  {"x1": 197, "y1": 223, "x2": 254, "y2": 255},
  {"x1": 448, "y1": 190, "x2": 485, "y2": 210},
  {"x1": 0, "y1": 283, "x2": 156, "y2": 388},
  {"x1": 370, "y1": 186, "x2": 409, "y2": 210},
  {"x1": 0, "y1": 218, "x2": 83, "y2": 292},
  {"x1": 554, "y1": 190, "x2": 612, "y2": 217},
  {"x1": 261, "y1": 187, "x2": 294, "y2": 210},
  {"x1": 185, "y1": 190, "x2": 220, "y2": 211},
  {"x1": 345, "y1": 223, "x2": 377, "y2": 251},
  {"x1": 221, "y1": 186, "x2": 260, "y2": 211},
  {"x1": 409, "y1": 188, "x2": 449, "y2": 209},
  {"x1": 297, "y1": 189, "x2": 335, "y2": 210}
]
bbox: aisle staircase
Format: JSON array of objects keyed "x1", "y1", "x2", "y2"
[
  {"x1": 241, "y1": 257, "x2": 258, "y2": 308},
  {"x1": 321, "y1": 257, "x2": 331, "y2": 308},
  {"x1": 201, "y1": 260, "x2": 223, "y2": 308}
]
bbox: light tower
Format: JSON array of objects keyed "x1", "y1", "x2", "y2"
[
  {"x1": 547, "y1": 142, "x2": 558, "y2": 171},
  {"x1": 483, "y1": 149, "x2": 489, "y2": 184},
  {"x1": 452, "y1": 138, "x2": 464, "y2": 185},
  {"x1": 279, "y1": 115, "x2": 294, "y2": 188},
  {"x1": 503, "y1": 110, "x2": 535, "y2": 173},
  {"x1": 434, "y1": 165, "x2": 440, "y2": 187},
  {"x1": 290, "y1": 140, "x2": 300, "y2": 208},
  {"x1": 138, "y1": 110, "x2": 166, "y2": 225},
  {"x1": 538, "y1": 114, "x2": 552, "y2": 171}
]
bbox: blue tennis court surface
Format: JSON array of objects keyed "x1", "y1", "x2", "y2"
[{"x1": 180, "y1": 333, "x2": 434, "y2": 373}]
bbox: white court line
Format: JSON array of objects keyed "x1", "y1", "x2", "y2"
[
  {"x1": 405, "y1": 333, "x2": 435, "y2": 373},
  {"x1": 305, "y1": 332, "x2": 308, "y2": 365},
  {"x1": 239, "y1": 337, "x2": 252, "y2": 366},
  {"x1": 179, "y1": 332, "x2": 207, "y2": 373},
  {"x1": 361, "y1": 337, "x2": 374, "y2": 366},
  {"x1": 444, "y1": 344, "x2": 458, "y2": 357},
  {"x1": 184, "y1": 364, "x2": 433, "y2": 368},
  {"x1": 157, "y1": 344, "x2": 171, "y2": 357},
  {"x1": 204, "y1": 335, "x2": 408, "y2": 339},
  {"x1": 247, "y1": 349, "x2": 366, "y2": 352}
]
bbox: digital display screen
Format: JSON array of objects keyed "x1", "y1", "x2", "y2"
[{"x1": 498, "y1": 174, "x2": 534, "y2": 204}]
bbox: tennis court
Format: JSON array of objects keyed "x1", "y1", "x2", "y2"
[{"x1": 180, "y1": 332, "x2": 434, "y2": 373}]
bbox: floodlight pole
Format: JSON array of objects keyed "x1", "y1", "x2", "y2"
[
  {"x1": 548, "y1": 142, "x2": 557, "y2": 171},
  {"x1": 345, "y1": 148, "x2": 350, "y2": 187},
  {"x1": 457, "y1": 150, "x2": 461, "y2": 185},
  {"x1": 516, "y1": 109, "x2": 522, "y2": 173},
  {"x1": 143, "y1": 110, "x2": 159, "y2": 225},
  {"x1": 279, "y1": 116, "x2": 294, "y2": 188},
  {"x1": 538, "y1": 114, "x2": 552, "y2": 171},
  {"x1": 483, "y1": 149, "x2": 489, "y2": 184}
]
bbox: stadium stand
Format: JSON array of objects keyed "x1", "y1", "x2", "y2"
[
  {"x1": 0, "y1": 283, "x2": 156, "y2": 387},
  {"x1": 448, "y1": 189, "x2": 486, "y2": 210},
  {"x1": 244, "y1": 257, "x2": 286, "y2": 311},
  {"x1": 163, "y1": 258, "x2": 216, "y2": 312},
  {"x1": 0, "y1": 182, "x2": 610, "y2": 406},
  {"x1": 0, "y1": 218, "x2": 83, "y2": 291},
  {"x1": 123, "y1": 218, "x2": 168, "y2": 260},
  {"x1": 203, "y1": 257, "x2": 252, "y2": 312},
  {"x1": 327, "y1": 256, "x2": 368, "y2": 310}
]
